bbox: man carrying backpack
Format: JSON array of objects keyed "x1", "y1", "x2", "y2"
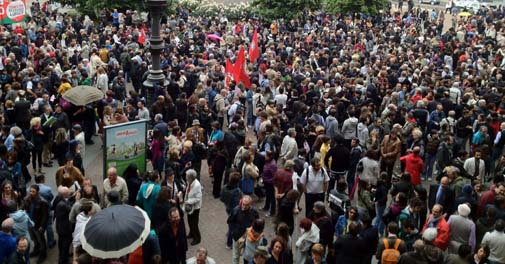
[
  {"x1": 376, "y1": 222, "x2": 407, "y2": 264},
  {"x1": 299, "y1": 157, "x2": 329, "y2": 217}
]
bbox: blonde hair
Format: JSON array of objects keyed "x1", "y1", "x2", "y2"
[
  {"x1": 311, "y1": 243, "x2": 324, "y2": 255},
  {"x1": 168, "y1": 148, "x2": 180, "y2": 160},
  {"x1": 104, "y1": 105, "x2": 112, "y2": 115},
  {"x1": 412, "y1": 128, "x2": 423, "y2": 139},
  {"x1": 30, "y1": 117, "x2": 41, "y2": 128},
  {"x1": 55, "y1": 128, "x2": 67, "y2": 145},
  {"x1": 115, "y1": 107, "x2": 124, "y2": 115},
  {"x1": 183, "y1": 140, "x2": 193, "y2": 149}
]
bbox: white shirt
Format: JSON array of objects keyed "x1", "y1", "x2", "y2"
[
  {"x1": 72, "y1": 212, "x2": 90, "y2": 248},
  {"x1": 75, "y1": 132, "x2": 85, "y2": 159},
  {"x1": 299, "y1": 166, "x2": 329, "y2": 194},
  {"x1": 228, "y1": 102, "x2": 242, "y2": 120},
  {"x1": 274, "y1": 93, "x2": 288, "y2": 108},
  {"x1": 185, "y1": 179, "x2": 202, "y2": 211}
]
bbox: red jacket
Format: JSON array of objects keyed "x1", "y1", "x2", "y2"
[
  {"x1": 400, "y1": 153, "x2": 424, "y2": 185},
  {"x1": 422, "y1": 214, "x2": 450, "y2": 251},
  {"x1": 478, "y1": 186, "x2": 497, "y2": 217}
]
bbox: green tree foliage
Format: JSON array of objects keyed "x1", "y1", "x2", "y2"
[
  {"x1": 59, "y1": 0, "x2": 177, "y2": 19},
  {"x1": 251, "y1": 0, "x2": 322, "y2": 21},
  {"x1": 58, "y1": 0, "x2": 142, "y2": 17},
  {"x1": 324, "y1": 0, "x2": 389, "y2": 15}
]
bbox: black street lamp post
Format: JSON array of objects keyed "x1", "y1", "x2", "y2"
[{"x1": 143, "y1": 0, "x2": 170, "y2": 106}]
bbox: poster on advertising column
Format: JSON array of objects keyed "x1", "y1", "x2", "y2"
[
  {"x1": 104, "y1": 120, "x2": 147, "y2": 179},
  {"x1": 0, "y1": 0, "x2": 26, "y2": 24}
]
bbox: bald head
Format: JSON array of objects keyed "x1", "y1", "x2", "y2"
[
  {"x1": 1, "y1": 218, "x2": 14, "y2": 233},
  {"x1": 58, "y1": 186, "x2": 70, "y2": 198},
  {"x1": 413, "y1": 239, "x2": 425, "y2": 252},
  {"x1": 107, "y1": 167, "x2": 118, "y2": 184},
  {"x1": 440, "y1": 176, "x2": 450, "y2": 186}
]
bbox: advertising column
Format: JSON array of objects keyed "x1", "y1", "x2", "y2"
[{"x1": 104, "y1": 120, "x2": 148, "y2": 178}]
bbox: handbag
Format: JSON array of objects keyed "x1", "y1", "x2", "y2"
[
  {"x1": 240, "y1": 177, "x2": 254, "y2": 194},
  {"x1": 184, "y1": 203, "x2": 193, "y2": 214},
  {"x1": 240, "y1": 164, "x2": 255, "y2": 194},
  {"x1": 237, "y1": 236, "x2": 246, "y2": 252},
  {"x1": 59, "y1": 97, "x2": 71, "y2": 111}
]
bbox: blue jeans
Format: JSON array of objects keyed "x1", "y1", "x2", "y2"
[
  {"x1": 423, "y1": 153, "x2": 436, "y2": 179},
  {"x1": 374, "y1": 203, "x2": 386, "y2": 235},
  {"x1": 247, "y1": 103, "x2": 254, "y2": 126},
  {"x1": 46, "y1": 211, "x2": 55, "y2": 247}
]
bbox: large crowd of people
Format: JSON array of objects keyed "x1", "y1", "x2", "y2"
[{"x1": 1, "y1": 0, "x2": 505, "y2": 263}]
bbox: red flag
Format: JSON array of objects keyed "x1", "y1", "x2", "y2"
[
  {"x1": 138, "y1": 28, "x2": 146, "y2": 46},
  {"x1": 233, "y1": 47, "x2": 250, "y2": 88},
  {"x1": 239, "y1": 69, "x2": 251, "y2": 88},
  {"x1": 249, "y1": 28, "x2": 259, "y2": 64},
  {"x1": 225, "y1": 59, "x2": 234, "y2": 85},
  {"x1": 233, "y1": 47, "x2": 245, "y2": 82}
]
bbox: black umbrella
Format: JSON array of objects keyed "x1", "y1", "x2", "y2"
[{"x1": 80, "y1": 205, "x2": 151, "y2": 259}]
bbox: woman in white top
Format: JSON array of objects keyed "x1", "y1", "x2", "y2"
[
  {"x1": 184, "y1": 169, "x2": 203, "y2": 245},
  {"x1": 95, "y1": 67, "x2": 109, "y2": 93},
  {"x1": 72, "y1": 201, "x2": 94, "y2": 263}
]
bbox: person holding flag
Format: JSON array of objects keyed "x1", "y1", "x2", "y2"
[
  {"x1": 249, "y1": 28, "x2": 259, "y2": 64},
  {"x1": 233, "y1": 46, "x2": 250, "y2": 89}
]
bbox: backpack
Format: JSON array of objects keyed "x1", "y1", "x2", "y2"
[
  {"x1": 212, "y1": 97, "x2": 221, "y2": 114},
  {"x1": 192, "y1": 142, "x2": 208, "y2": 160},
  {"x1": 382, "y1": 206, "x2": 401, "y2": 227},
  {"x1": 255, "y1": 95, "x2": 265, "y2": 110},
  {"x1": 236, "y1": 103, "x2": 246, "y2": 116},
  {"x1": 381, "y1": 238, "x2": 401, "y2": 264},
  {"x1": 220, "y1": 185, "x2": 240, "y2": 206}
]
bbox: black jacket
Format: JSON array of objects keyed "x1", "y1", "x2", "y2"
[
  {"x1": 125, "y1": 176, "x2": 142, "y2": 206},
  {"x1": 5, "y1": 251, "x2": 27, "y2": 264},
  {"x1": 227, "y1": 206, "x2": 259, "y2": 241},
  {"x1": 450, "y1": 158, "x2": 472, "y2": 180},
  {"x1": 324, "y1": 145, "x2": 350, "y2": 173},
  {"x1": 360, "y1": 226, "x2": 379, "y2": 257},
  {"x1": 428, "y1": 184, "x2": 455, "y2": 215},
  {"x1": 334, "y1": 234, "x2": 366, "y2": 264},
  {"x1": 23, "y1": 195, "x2": 49, "y2": 229},
  {"x1": 397, "y1": 251, "x2": 429, "y2": 264},
  {"x1": 53, "y1": 111, "x2": 70, "y2": 130},
  {"x1": 158, "y1": 220, "x2": 188, "y2": 263},
  {"x1": 13, "y1": 99, "x2": 31, "y2": 125},
  {"x1": 151, "y1": 202, "x2": 172, "y2": 231},
  {"x1": 53, "y1": 196, "x2": 73, "y2": 235},
  {"x1": 391, "y1": 180, "x2": 415, "y2": 199}
]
